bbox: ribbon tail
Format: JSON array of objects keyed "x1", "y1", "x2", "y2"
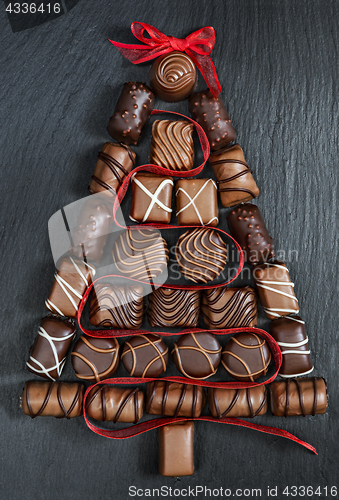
[
  {"x1": 109, "y1": 40, "x2": 171, "y2": 64},
  {"x1": 187, "y1": 50, "x2": 222, "y2": 98}
]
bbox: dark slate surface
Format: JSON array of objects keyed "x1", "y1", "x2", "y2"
[{"x1": 0, "y1": 1, "x2": 338, "y2": 498}]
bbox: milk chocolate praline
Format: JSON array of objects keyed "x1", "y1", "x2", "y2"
[{"x1": 149, "y1": 51, "x2": 197, "y2": 102}]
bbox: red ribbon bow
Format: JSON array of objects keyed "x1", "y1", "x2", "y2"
[{"x1": 109, "y1": 22, "x2": 222, "y2": 98}]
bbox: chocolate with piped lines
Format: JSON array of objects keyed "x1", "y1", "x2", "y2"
[
  {"x1": 71, "y1": 335, "x2": 120, "y2": 382},
  {"x1": 121, "y1": 333, "x2": 169, "y2": 378},
  {"x1": 86, "y1": 385, "x2": 144, "y2": 423},
  {"x1": 147, "y1": 287, "x2": 201, "y2": 328},
  {"x1": 208, "y1": 386, "x2": 268, "y2": 418},
  {"x1": 146, "y1": 381, "x2": 205, "y2": 417},
  {"x1": 150, "y1": 120, "x2": 194, "y2": 171}
]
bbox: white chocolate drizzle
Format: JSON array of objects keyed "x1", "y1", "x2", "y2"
[
  {"x1": 176, "y1": 179, "x2": 218, "y2": 226},
  {"x1": 131, "y1": 175, "x2": 173, "y2": 223}
]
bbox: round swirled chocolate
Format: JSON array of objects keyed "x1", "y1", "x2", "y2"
[
  {"x1": 175, "y1": 228, "x2": 227, "y2": 283},
  {"x1": 149, "y1": 51, "x2": 197, "y2": 102}
]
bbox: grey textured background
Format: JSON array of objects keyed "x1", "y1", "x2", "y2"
[{"x1": 0, "y1": 1, "x2": 338, "y2": 499}]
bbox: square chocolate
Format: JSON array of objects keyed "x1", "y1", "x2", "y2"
[
  {"x1": 201, "y1": 286, "x2": 257, "y2": 329},
  {"x1": 158, "y1": 422, "x2": 194, "y2": 477},
  {"x1": 176, "y1": 178, "x2": 219, "y2": 226},
  {"x1": 150, "y1": 120, "x2": 194, "y2": 171},
  {"x1": 130, "y1": 173, "x2": 173, "y2": 223},
  {"x1": 45, "y1": 257, "x2": 95, "y2": 319},
  {"x1": 90, "y1": 283, "x2": 145, "y2": 329},
  {"x1": 147, "y1": 288, "x2": 201, "y2": 328}
]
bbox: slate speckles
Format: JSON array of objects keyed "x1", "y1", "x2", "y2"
[{"x1": 107, "y1": 82, "x2": 155, "y2": 145}]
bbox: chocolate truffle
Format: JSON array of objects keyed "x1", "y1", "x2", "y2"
[
  {"x1": 88, "y1": 142, "x2": 136, "y2": 198},
  {"x1": 201, "y1": 286, "x2": 257, "y2": 329},
  {"x1": 189, "y1": 89, "x2": 236, "y2": 151},
  {"x1": 130, "y1": 173, "x2": 173, "y2": 223},
  {"x1": 107, "y1": 82, "x2": 154, "y2": 145},
  {"x1": 175, "y1": 227, "x2": 227, "y2": 283},
  {"x1": 208, "y1": 386, "x2": 268, "y2": 418},
  {"x1": 172, "y1": 331, "x2": 221, "y2": 380},
  {"x1": 209, "y1": 144, "x2": 259, "y2": 207},
  {"x1": 175, "y1": 178, "x2": 219, "y2": 226},
  {"x1": 27, "y1": 316, "x2": 76, "y2": 381},
  {"x1": 150, "y1": 120, "x2": 194, "y2": 171},
  {"x1": 146, "y1": 381, "x2": 205, "y2": 417},
  {"x1": 221, "y1": 332, "x2": 271, "y2": 382},
  {"x1": 113, "y1": 228, "x2": 169, "y2": 282},
  {"x1": 269, "y1": 377, "x2": 328, "y2": 417},
  {"x1": 270, "y1": 316, "x2": 313, "y2": 378},
  {"x1": 149, "y1": 51, "x2": 197, "y2": 102},
  {"x1": 89, "y1": 283, "x2": 145, "y2": 329},
  {"x1": 121, "y1": 334, "x2": 168, "y2": 377},
  {"x1": 70, "y1": 198, "x2": 111, "y2": 262},
  {"x1": 45, "y1": 256, "x2": 95, "y2": 319},
  {"x1": 226, "y1": 203, "x2": 274, "y2": 265},
  {"x1": 253, "y1": 261, "x2": 299, "y2": 319},
  {"x1": 71, "y1": 335, "x2": 120, "y2": 382},
  {"x1": 159, "y1": 422, "x2": 195, "y2": 477},
  {"x1": 86, "y1": 386, "x2": 144, "y2": 423},
  {"x1": 21, "y1": 381, "x2": 84, "y2": 418},
  {"x1": 147, "y1": 288, "x2": 201, "y2": 328}
]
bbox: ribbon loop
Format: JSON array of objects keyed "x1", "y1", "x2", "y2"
[{"x1": 109, "y1": 22, "x2": 222, "y2": 97}]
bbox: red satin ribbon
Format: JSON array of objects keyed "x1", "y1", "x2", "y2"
[
  {"x1": 109, "y1": 22, "x2": 222, "y2": 98},
  {"x1": 82, "y1": 376, "x2": 317, "y2": 455}
]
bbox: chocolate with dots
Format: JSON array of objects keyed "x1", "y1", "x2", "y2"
[
  {"x1": 189, "y1": 89, "x2": 236, "y2": 151},
  {"x1": 107, "y1": 82, "x2": 155, "y2": 146}
]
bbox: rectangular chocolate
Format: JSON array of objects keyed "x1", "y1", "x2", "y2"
[
  {"x1": 107, "y1": 82, "x2": 154, "y2": 146},
  {"x1": 89, "y1": 142, "x2": 136, "y2": 197},
  {"x1": 146, "y1": 381, "x2": 205, "y2": 417},
  {"x1": 159, "y1": 422, "x2": 194, "y2": 477},
  {"x1": 21, "y1": 381, "x2": 84, "y2": 418},
  {"x1": 269, "y1": 377, "x2": 328, "y2": 417},
  {"x1": 253, "y1": 260, "x2": 299, "y2": 319},
  {"x1": 45, "y1": 256, "x2": 95, "y2": 319},
  {"x1": 130, "y1": 173, "x2": 173, "y2": 223},
  {"x1": 90, "y1": 283, "x2": 145, "y2": 329},
  {"x1": 189, "y1": 89, "x2": 236, "y2": 150},
  {"x1": 147, "y1": 287, "x2": 200, "y2": 328},
  {"x1": 86, "y1": 386, "x2": 144, "y2": 423},
  {"x1": 175, "y1": 178, "x2": 219, "y2": 226},
  {"x1": 201, "y1": 286, "x2": 257, "y2": 329},
  {"x1": 208, "y1": 386, "x2": 267, "y2": 418},
  {"x1": 270, "y1": 315, "x2": 313, "y2": 378},
  {"x1": 150, "y1": 120, "x2": 194, "y2": 171},
  {"x1": 226, "y1": 203, "x2": 274, "y2": 264},
  {"x1": 27, "y1": 316, "x2": 75, "y2": 380},
  {"x1": 209, "y1": 144, "x2": 259, "y2": 207}
]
